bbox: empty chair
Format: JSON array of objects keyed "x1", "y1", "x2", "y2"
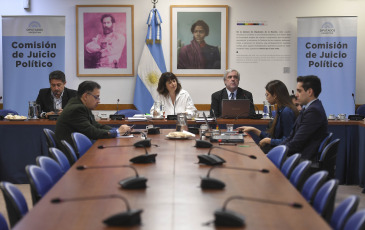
[
  {"x1": 356, "y1": 104, "x2": 365, "y2": 116},
  {"x1": 313, "y1": 179, "x2": 339, "y2": 222},
  {"x1": 317, "y1": 132, "x2": 333, "y2": 156},
  {"x1": 0, "y1": 181, "x2": 28, "y2": 228},
  {"x1": 301, "y1": 170, "x2": 328, "y2": 204},
  {"x1": 0, "y1": 212, "x2": 9, "y2": 230},
  {"x1": 60, "y1": 140, "x2": 78, "y2": 165},
  {"x1": 115, "y1": 109, "x2": 141, "y2": 117},
  {"x1": 71, "y1": 132, "x2": 92, "y2": 158},
  {"x1": 289, "y1": 160, "x2": 311, "y2": 191},
  {"x1": 281, "y1": 153, "x2": 301, "y2": 178},
  {"x1": 36, "y1": 156, "x2": 64, "y2": 183},
  {"x1": 43, "y1": 128, "x2": 57, "y2": 148},
  {"x1": 48, "y1": 147, "x2": 71, "y2": 172},
  {"x1": 312, "y1": 138, "x2": 340, "y2": 179},
  {"x1": 25, "y1": 165, "x2": 53, "y2": 205},
  {"x1": 331, "y1": 195, "x2": 360, "y2": 230},
  {"x1": 266, "y1": 145, "x2": 288, "y2": 168},
  {"x1": 344, "y1": 209, "x2": 365, "y2": 230}
]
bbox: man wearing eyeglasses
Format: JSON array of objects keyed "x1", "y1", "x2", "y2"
[
  {"x1": 55, "y1": 80, "x2": 130, "y2": 151},
  {"x1": 210, "y1": 69, "x2": 255, "y2": 118},
  {"x1": 36, "y1": 70, "x2": 77, "y2": 118}
]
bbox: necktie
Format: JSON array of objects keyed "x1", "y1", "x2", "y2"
[{"x1": 230, "y1": 92, "x2": 234, "y2": 100}]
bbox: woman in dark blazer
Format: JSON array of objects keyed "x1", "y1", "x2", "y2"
[{"x1": 237, "y1": 80, "x2": 299, "y2": 153}]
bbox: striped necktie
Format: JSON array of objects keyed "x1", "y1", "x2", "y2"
[{"x1": 230, "y1": 92, "x2": 234, "y2": 100}]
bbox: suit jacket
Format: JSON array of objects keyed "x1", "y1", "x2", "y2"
[
  {"x1": 36, "y1": 87, "x2": 77, "y2": 113},
  {"x1": 282, "y1": 99, "x2": 328, "y2": 161},
  {"x1": 55, "y1": 97, "x2": 113, "y2": 152},
  {"x1": 210, "y1": 87, "x2": 255, "y2": 118}
]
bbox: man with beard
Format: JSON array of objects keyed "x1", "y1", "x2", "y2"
[
  {"x1": 36, "y1": 70, "x2": 77, "y2": 118},
  {"x1": 85, "y1": 14, "x2": 125, "y2": 68},
  {"x1": 210, "y1": 69, "x2": 255, "y2": 118}
]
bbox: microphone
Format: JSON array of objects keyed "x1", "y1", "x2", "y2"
[
  {"x1": 98, "y1": 138, "x2": 153, "y2": 149},
  {"x1": 348, "y1": 93, "x2": 364, "y2": 120},
  {"x1": 352, "y1": 93, "x2": 356, "y2": 114},
  {"x1": 130, "y1": 139, "x2": 157, "y2": 163},
  {"x1": 110, "y1": 99, "x2": 125, "y2": 120},
  {"x1": 77, "y1": 165, "x2": 147, "y2": 189},
  {"x1": 51, "y1": 194, "x2": 143, "y2": 226},
  {"x1": 201, "y1": 166, "x2": 269, "y2": 189},
  {"x1": 117, "y1": 99, "x2": 119, "y2": 113},
  {"x1": 234, "y1": 111, "x2": 250, "y2": 120},
  {"x1": 195, "y1": 140, "x2": 256, "y2": 166},
  {"x1": 213, "y1": 195, "x2": 302, "y2": 227},
  {"x1": 248, "y1": 101, "x2": 262, "y2": 119}
]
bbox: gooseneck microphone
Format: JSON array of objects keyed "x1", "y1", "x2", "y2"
[
  {"x1": 195, "y1": 140, "x2": 256, "y2": 166},
  {"x1": 116, "y1": 99, "x2": 120, "y2": 113},
  {"x1": 51, "y1": 194, "x2": 143, "y2": 227},
  {"x1": 98, "y1": 138, "x2": 153, "y2": 149},
  {"x1": 213, "y1": 195, "x2": 302, "y2": 227},
  {"x1": 201, "y1": 166, "x2": 269, "y2": 189},
  {"x1": 352, "y1": 93, "x2": 356, "y2": 114},
  {"x1": 129, "y1": 142, "x2": 157, "y2": 164},
  {"x1": 77, "y1": 165, "x2": 147, "y2": 189}
]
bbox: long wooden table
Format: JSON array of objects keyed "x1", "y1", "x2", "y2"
[{"x1": 12, "y1": 129, "x2": 330, "y2": 230}]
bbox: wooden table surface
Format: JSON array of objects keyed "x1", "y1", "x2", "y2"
[{"x1": 12, "y1": 129, "x2": 330, "y2": 230}]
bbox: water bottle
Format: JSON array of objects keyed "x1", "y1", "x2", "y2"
[{"x1": 263, "y1": 101, "x2": 270, "y2": 119}]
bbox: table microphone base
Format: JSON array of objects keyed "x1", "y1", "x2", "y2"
[{"x1": 103, "y1": 209, "x2": 143, "y2": 226}]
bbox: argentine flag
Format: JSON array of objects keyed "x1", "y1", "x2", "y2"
[{"x1": 133, "y1": 9, "x2": 166, "y2": 113}]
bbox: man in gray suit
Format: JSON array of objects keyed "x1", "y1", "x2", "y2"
[{"x1": 55, "y1": 81, "x2": 130, "y2": 150}]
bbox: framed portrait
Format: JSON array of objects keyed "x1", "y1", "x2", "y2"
[
  {"x1": 170, "y1": 5, "x2": 228, "y2": 77},
  {"x1": 76, "y1": 5, "x2": 134, "y2": 76}
]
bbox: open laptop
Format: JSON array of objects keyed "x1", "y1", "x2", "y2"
[{"x1": 221, "y1": 99, "x2": 250, "y2": 119}]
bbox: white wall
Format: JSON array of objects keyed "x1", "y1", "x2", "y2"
[{"x1": 0, "y1": 0, "x2": 364, "y2": 106}]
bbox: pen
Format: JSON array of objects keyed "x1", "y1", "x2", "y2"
[{"x1": 219, "y1": 143, "x2": 237, "y2": 146}]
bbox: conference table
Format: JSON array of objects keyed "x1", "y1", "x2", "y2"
[
  {"x1": 1, "y1": 118, "x2": 365, "y2": 186},
  {"x1": 12, "y1": 129, "x2": 330, "y2": 230}
]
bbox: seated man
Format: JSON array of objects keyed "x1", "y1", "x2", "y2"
[
  {"x1": 282, "y1": 75, "x2": 328, "y2": 161},
  {"x1": 210, "y1": 69, "x2": 255, "y2": 118},
  {"x1": 36, "y1": 70, "x2": 77, "y2": 118},
  {"x1": 55, "y1": 81, "x2": 130, "y2": 151}
]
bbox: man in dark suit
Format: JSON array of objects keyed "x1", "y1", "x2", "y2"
[
  {"x1": 210, "y1": 69, "x2": 255, "y2": 118},
  {"x1": 55, "y1": 81, "x2": 130, "y2": 151},
  {"x1": 282, "y1": 75, "x2": 328, "y2": 161},
  {"x1": 36, "y1": 70, "x2": 77, "y2": 118}
]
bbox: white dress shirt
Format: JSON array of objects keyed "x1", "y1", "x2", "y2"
[{"x1": 150, "y1": 89, "x2": 197, "y2": 115}]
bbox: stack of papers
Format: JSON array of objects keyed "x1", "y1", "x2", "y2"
[
  {"x1": 127, "y1": 117, "x2": 148, "y2": 121},
  {"x1": 194, "y1": 118, "x2": 215, "y2": 122}
]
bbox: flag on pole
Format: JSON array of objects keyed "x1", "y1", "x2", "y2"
[{"x1": 133, "y1": 8, "x2": 166, "y2": 113}]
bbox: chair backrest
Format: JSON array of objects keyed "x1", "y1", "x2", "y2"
[
  {"x1": 266, "y1": 145, "x2": 288, "y2": 168},
  {"x1": 344, "y1": 209, "x2": 365, "y2": 230},
  {"x1": 25, "y1": 165, "x2": 54, "y2": 205},
  {"x1": 48, "y1": 147, "x2": 71, "y2": 172},
  {"x1": 71, "y1": 132, "x2": 93, "y2": 158},
  {"x1": 0, "y1": 212, "x2": 9, "y2": 230},
  {"x1": 0, "y1": 109, "x2": 18, "y2": 117},
  {"x1": 281, "y1": 153, "x2": 301, "y2": 178},
  {"x1": 301, "y1": 170, "x2": 328, "y2": 204},
  {"x1": 319, "y1": 138, "x2": 340, "y2": 179},
  {"x1": 60, "y1": 140, "x2": 78, "y2": 165},
  {"x1": 36, "y1": 156, "x2": 64, "y2": 183},
  {"x1": 331, "y1": 195, "x2": 360, "y2": 230},
  {"x1": 0, "y1": 181, "x2": 28, "y2": 228},
  {"x1": 313, "y1": 179, "x2": 339, "y2": 222},
  {"x1": 115, "y1": 109, "x2": 141, "y2": 117},
  {"x1": 43, "y1": 128, "x2": 57, "y2": 148},
  {"x1": 289, "y1": 160, "x2": 311, "y2": 191},
  {"x1": 356, "y1": 104, "x2": 365, "y2": 116},
  {"x1": 318, "y1": 132, "x2": 333, "y2": 155}
]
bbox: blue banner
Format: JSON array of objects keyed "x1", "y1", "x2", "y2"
[
  {"x1": 2, "y1": 16, "x2": 65, "y2": 116},
  {"x1": 297, "y1": 17, "x2": 357, "y2": 116}
]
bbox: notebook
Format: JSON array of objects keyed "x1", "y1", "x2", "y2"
[
  {"x1": 221, "y1": 99, "x2": 250, "y2": 119},
  {"x1": 210, "y1": 134, "x2": 244, "y2": 143}
]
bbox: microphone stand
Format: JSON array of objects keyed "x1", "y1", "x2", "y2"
[
  {"x1": 51, "y1": 194, "x2": 143, "y2": 227},
  {"x1": 213, "y1": 195, "x2": 302, "y2": 227}
]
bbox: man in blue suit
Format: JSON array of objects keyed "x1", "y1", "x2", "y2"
[{"x1": 282, "y1": 75, "x2": 328, "y2": 161}]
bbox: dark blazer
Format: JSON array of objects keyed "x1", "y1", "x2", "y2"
[
  {"x1": 282, "y1": 99, "x2": 328, "y2": 161},
  {"x1": 55, "y1": 97, "x2": 113, "y2": 152},
  {"x1": 36, "y1": 87, "x2": 77, "y2": 113},
  {"x1": 210, "y1": 87, "x2": 255, "y2": 118}
]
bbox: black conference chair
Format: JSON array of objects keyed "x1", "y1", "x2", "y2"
[
  {"x1": 43, "y1": 128, "x2": 57, "y2": 148},
  {"x1": 289, "y1": 160, "x2": 312, "y2": 191},
  {"x1": 25, "y1": 165, "x2": 54, "y2": 205},
  {"x1": 331, "y1": 195, "x2": 360, "y2": 230},
  {"x1": 312, "y1": 138, "x2": 340, "y2": 179},
  {"x1": 60, "y1": 140, "x2": 78, "y2": 165},
  {"x1": 266, "y1": 145, "x2": 288, "y2": 169},
  {"x1": 313, "y1": 179, "x2": 339, "y2": 222},
  {"x1": 301, "y1": 170, "x2": 328, "y2": 204},
  {"x1": 281, "y1": 153, "x2": 301, "y2": 179}
]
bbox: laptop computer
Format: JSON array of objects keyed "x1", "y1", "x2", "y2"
[{"x1": 221, "y1": 99, "x2": 250, "y2": 119}]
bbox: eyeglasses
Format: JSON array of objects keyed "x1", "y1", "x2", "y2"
[{"x1": 87, "y1": 93, "x2": 100, "y2": 101}]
